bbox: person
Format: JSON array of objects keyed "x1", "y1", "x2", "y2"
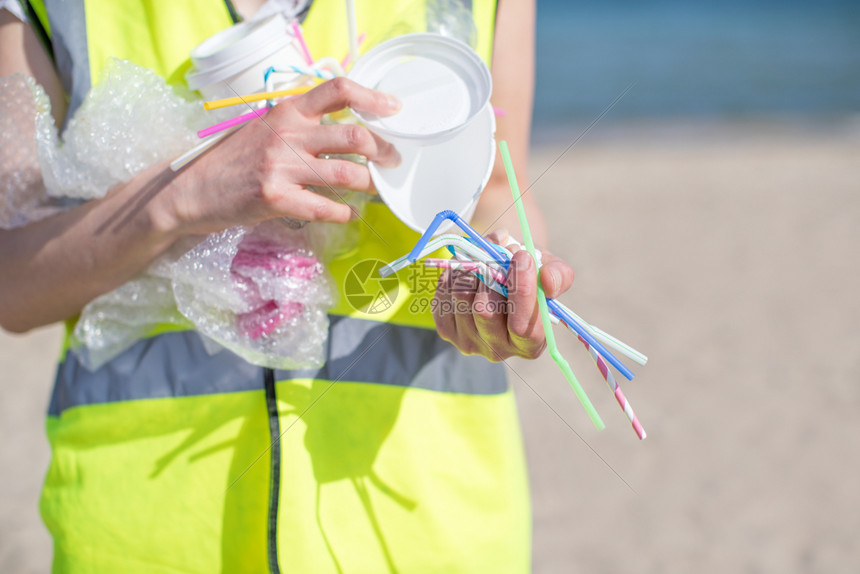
[{"x1": 0, "y1": 0, "x2": 575, "y2": 572}]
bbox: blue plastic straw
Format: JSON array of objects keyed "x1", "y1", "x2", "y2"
[{"x1": 406, "y1": 210, "x2": 509, "y2": 269}]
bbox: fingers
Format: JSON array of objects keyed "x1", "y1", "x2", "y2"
[
  {"x1": 486, "y1": 228, "x2": 510, "y2": 246},
  {"x1": 539, "y1": 255, "x2": 575, "y2": 299},
  {"x1": 470, "y1": 281, "x2": 510, "y2": 360},
  {"x1": 450, "y1": 270, "x2": 482, "y2": 355},
  {"x1": 301, "y1": 157, "x2": 373, "y2": 192},
  {"x1": 433, "y1": 266, "x2": 541, "y2": 361},
  {"x1": 305, "y1": 124, "x2": 401, "y2": 168},
  {"x1": 293, "y1": 77, "x2": 401, "y2": 119},
  {"x1": 433, "y1": 270, "x2": 458, "y2": 343},
  {"x1": 434, "y1": 269, "x2": 486, "y2": 357},
  {"x1": 506, "y1": 250, "x2": 543, "y2": 344},
  {"x1": 264, "y1": 185, "x2": 355, "y2": 223},
  {"x1": 486, "y1": 227, "x2": 573, "y2": 298},
  {"x1": 251, "y1": 125, "x2": 378, "y2": 192}
]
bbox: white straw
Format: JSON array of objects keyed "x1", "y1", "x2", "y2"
[
  {"x1": 313, "y1": 57, "x2": 346, "y2": 78},
  {"x1": 345, "y1": 0, "x2": 359, "y2": 66},
  {"x1": 553, "y1": 302, "x2": 648, "y2": 366},
  {"x1": 380, "y1": 234, "x2": 506, "y2": 277},
  {"x1": 268, "y1": 65, "x2": 336, "y2": 81},
  {"x1": 170, "y1": 126, "x2": 238, "y2": 172}
]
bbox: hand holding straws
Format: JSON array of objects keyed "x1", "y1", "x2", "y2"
[{"x1": 379, "y1": 142, "x2": 648, "y2": 438}]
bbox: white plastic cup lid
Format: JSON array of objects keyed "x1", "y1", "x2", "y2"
[
  {"x1": 369, "y1": 103, "x2": 496, "y2": 234},
  {"x1": 348, "y1": 33, "x2": 492, "y2": 146}
]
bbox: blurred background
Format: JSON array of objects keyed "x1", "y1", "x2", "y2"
[
  {"x1": 518, "y1": 0, "x2": 860, "y2": 572},
  {"x1": 2, "y1": 0, "x2": 859, "y2": 572},
  {"x1": 533, "y1": 0, "x2": 860, "y2": 139}
]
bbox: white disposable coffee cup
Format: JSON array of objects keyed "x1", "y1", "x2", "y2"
[
  {"x1": 348, "y1": 33, "x2": 495, "y2": 233},
  {"x1": 186, "y1": 13, "x2": 306, "y2": 100}
]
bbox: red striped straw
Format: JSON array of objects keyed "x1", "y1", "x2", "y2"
[
  {"x1": 572, "y1": 330, "x2": 646, "y2": 440},
  {"x1": 291, "y1": 21, "x2": 314, "y2": 65},
  {"x1": 197, "y1": 107, "x2": 269, "y2": 139}
]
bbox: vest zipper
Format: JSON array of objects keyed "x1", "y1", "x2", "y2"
[{"x1": 264, "y1": 367, "x2": 282, "y2": 574}]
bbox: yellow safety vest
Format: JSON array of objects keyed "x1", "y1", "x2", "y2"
[{"x1": 26, "y1": 1, "x2": 530, "y2": 572}]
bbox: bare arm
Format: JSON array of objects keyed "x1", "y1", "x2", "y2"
[
  {"x1": 0, "y1": 12, "x2": 178, "y2": 332},
  {"x1": 469, "y1": 0, "x2": 546, "y2": 246},
  {"x1": 0, "y1": 13, "x2": 399, "y2": 333},
  {"x1": 0, "y1": 10, "x2": 66, "y2": 122}
]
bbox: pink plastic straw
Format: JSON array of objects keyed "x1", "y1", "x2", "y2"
[
  {"x1": 197, "y1": 108, "x2": 269, "y2": 139},
  {"x1": 291, "y1": 21, "x2": 314, "y2": 66},
  {"x1": 340, "y1": 32, "x2": 366, "y2": 69}
]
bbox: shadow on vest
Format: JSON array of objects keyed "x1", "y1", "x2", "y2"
[{"x1": 149, "y1": 377, "x2": 412, "y2": 573}]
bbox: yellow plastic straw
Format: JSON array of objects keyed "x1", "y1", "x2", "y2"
[
  {"x1": 203, "y1": 85, "x2": 316, "y2": 110},
  {"x1": 499, "y1": 140, "x2": 604, "y2": 430}
]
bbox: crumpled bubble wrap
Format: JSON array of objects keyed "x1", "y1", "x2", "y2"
[
  {"x1": 172, "y1": 220, "x2": 334, "y2": 369},
  {"x1": 426, "y1": 0, "x2": 478, "y2": 47},
  {"x1": 3, "y1": 59, "x2": 344, "y2": 370},
  {"x1": 0, "y1": 75, "x2": 64, "y2": 228},
  {"x1": 35, "y1": 58, "x2": 217, "y2": 200}
]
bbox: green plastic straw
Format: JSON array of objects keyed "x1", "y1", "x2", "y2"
[{"x1": 499, "y1": 141, "x2": 604, "y2": 430}]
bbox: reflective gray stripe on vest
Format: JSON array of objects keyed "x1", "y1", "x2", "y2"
[
  {"x1": 41, "y1": 0, "x2": 90, "y2": 121},
  {"x1": 49, "y1": 328, "x2": 263, "y2": 416},
  {"x1": 275, "y1": 314, "x2": 505, "y2": 395},
  {"x1": 50, "y1": 315, "x2": 507, "y2": 416}
]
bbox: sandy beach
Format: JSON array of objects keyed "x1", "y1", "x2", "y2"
[{"x1": 2, "y1": 120, "x2": 859, "y2": 573}]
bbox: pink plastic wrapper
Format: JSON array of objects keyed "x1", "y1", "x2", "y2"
[
  {"x1": 172, "y1": 220, "x2": 333, "y2": 369},
  {"x1": 231, "y1": 233, "x2": 324, "y2": 340}
]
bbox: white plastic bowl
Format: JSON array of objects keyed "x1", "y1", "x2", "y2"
[
  {"x1": 347, "y1": 33, "x2": 492, "y2": 147},
  {"x1": 369, "y1": 102, "x2": 496, "y2": 234}
]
